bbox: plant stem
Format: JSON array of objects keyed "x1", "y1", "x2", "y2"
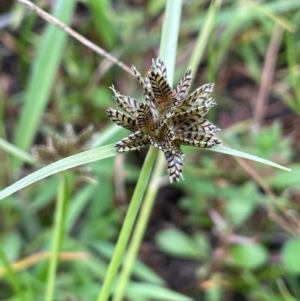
[
  {"x1": 45, "y1": 173, "x2": 69, "y2": 301},
  {"x1": 97, "y1": 148, "x2": 157, "y2": 301},
  {"x1": 112, "y1": 154, "x2": 166, "y2": 301},
  {"x1": 17, "y1": 0, "x2": 132, "y2": 75}
]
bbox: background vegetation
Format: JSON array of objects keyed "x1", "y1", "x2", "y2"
[{"x1": 0, "y1": 0, "x2": 300, "y2": 300}]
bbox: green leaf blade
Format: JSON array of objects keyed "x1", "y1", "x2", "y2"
[
  {"x1": 0, "y1": 144, "x2": 117, "y2": 201},
  {"x1": 208, "y1": 145, "x2": 291, "y2": 171}
]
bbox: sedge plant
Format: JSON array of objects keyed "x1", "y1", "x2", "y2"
[{"x1": 0, "y1": 1, "x2": 292, "y2": 301}]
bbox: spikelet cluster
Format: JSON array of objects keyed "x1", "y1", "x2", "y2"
[
  {"x1": 107, "y1": 58, "x2": 221, "y2": 182},
  {"x1": 32, "y1": 124, "x2": 94, "y2": 175}
]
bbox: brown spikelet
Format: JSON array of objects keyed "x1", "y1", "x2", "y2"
[
  {"x1": 106, "y1": 108, "x2": 138, "y2": 132},
  {"x1": 75, "y1": 125, "x2": 94, "y2": 147},
  {"x1": 152, "y1": 58, "x2": 167, "y2": 76},
  {"x1": 132, "y1": 66, "x2": 155, "y2": 100},
  {"x1": 173, "y1": 69, "x2": 193, "y2": 102},
  {"x1": 32, "y1": 124, "x2": 95, "y2": 177},
  {"x1": 148, "y1": 69, "x2": 172, "y2": 108},
  {"x1": 177, "y1": 83, "x2": 215, "y2": 111},
  {"x1": 164, "y1": 151, "x2": 184, "y2": 183},
  {"x1": 178, "y1": 133, "x2": 221, "y2": 148},
  {"x1": 32, "y1": 146, "x2": 59, "y2": 165},
  {"x1": 115, "y1": 131, "x2": 149, "y2": 152},
  {"x1": 171, "y1": 115, "x2": 219, "y2": 135},
  {"x1": 148, "y1": 124, "x2": 179, "y2": 154},
  {"x1": 110, "y1": 86, "x2": 140, "y2": 114},
  {"x1": 136, "y1": 103, "x2": 154, "y2": 131},
  {"x1": 188, "y1": 120, "x2": 220, "y2": 135}
]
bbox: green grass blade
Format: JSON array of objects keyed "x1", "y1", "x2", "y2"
[
  {"x1": 14, "y1": 0, "x2": 76, "y2": 153},
  {"x1": 208, "y1": 145, "x2": 291, "y2": 171},
  {"x1": 188, "y1": 0, "x2": 222, "y2": 74},
  {"x1": 87, "y1": 0, "x2": 117, "y2": 50},
  {"x1": 0, "y1": 137, "x2": 35, "y2": 164},
  {"x1": 91, "y1": 124, "x2": 124, "y2": 148},
  {"x1": 0, "y1": 144, "x2": 117, "y2": 201},
  {"x1": 159, "y1": 0, "x2": 183, "y2": 84}
]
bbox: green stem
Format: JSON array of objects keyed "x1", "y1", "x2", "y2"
[
  {"x1": 45, "y1": 173, "x2": 69, "y2": 301},
  {"x1": 112, "y1": 154, "x2": 165, "y2": 301},
  {"x1": 97, "y1": 148, "x2": 157, "y2": 301}
]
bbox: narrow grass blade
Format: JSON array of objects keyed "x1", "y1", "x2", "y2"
[
  {"x1": 14, "y1": 0, "x2": 76, "y2": 153},
  {"x1": 188, "y1": 0, "x2": 222, "y2": 74},
  {"x1": 159, "y1": 0, "x2": 183, "y2": 84},
  {"x1": 0, "y1": 137, "x2": 35, "y2": 164},
  {"x1": 87, "y1": 0, "x2": 116, "y2": 49},
  {"x1": 0, "y1": 144, "x2": 117, "y2": 201},
  {"x1": 208, "y1": 145, "x2": 291, "y2": 171}
]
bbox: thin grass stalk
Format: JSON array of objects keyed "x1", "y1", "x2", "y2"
[
  {"x1": 17, "y1": 0, "x2": 132, "y2": 75},
  {"x1": 96, "y1": 149, "x2": 157, "y2": 301},
  {"x1": 112, "y1": 1, "x2": 183, "y2": 299},
  {"x1": 45, "y1": 173, "x2": 69, "y2": 301},
  {"x1": 187, "y1": 0, "x2": 222, "y2": 75},
  {"x1": 112, "y1": 155, "x2": 166, "y2": 301}
]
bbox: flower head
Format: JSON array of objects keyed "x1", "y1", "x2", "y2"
[
  {"x1": 32, "y1": 124, "x2": 94, "y2": 176},
  {"x1": 107, "y1": 58, "x2": 221, "y2": 182}
]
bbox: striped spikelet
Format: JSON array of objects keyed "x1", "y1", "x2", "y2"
[
  {"x1": 164, "y1": 151, "x2": 185, "y2": 183},
  {"x1": 106, "y1": 58, "x2": 221, "y2": 183}
]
